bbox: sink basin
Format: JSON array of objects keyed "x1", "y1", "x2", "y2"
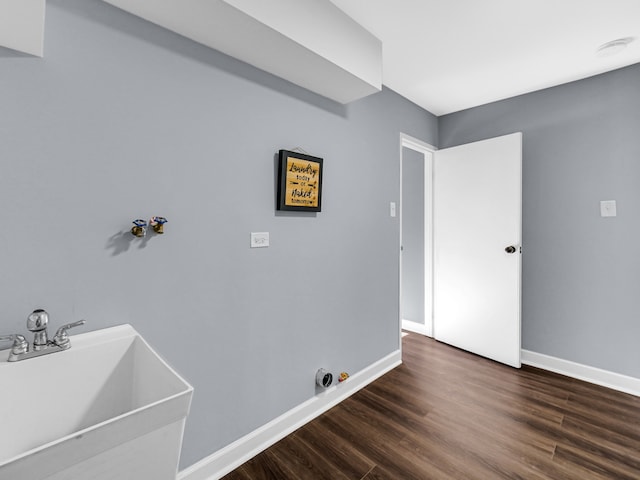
[{"x1": 0, "y1": 324, "x2": 193, "y2": 480}]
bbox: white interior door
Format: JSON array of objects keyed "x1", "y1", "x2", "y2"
[{"x1": 433, "y1": 132, "x2": 522, "y2": 368}]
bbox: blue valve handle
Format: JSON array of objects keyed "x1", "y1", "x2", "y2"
[
  {"x1": 133, "y1": 219, "x2": 147, "y2": 227},
  {"x1": 151, "y1": 216, "x2": 167, "y2": 225}
]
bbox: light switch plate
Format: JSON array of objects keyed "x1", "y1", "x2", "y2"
[
  {"x1": 250, "y1": 232, "x2": 269, "y2": 248},
  {"x1": 390, "y1": 202, "x2": 396, "y2": 217},
  {"x1": 600, "y1": 200, "x2": 617, "y2": 217}
]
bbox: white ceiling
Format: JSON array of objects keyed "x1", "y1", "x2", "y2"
[
  {"x1": 8, "y1": 0, "x2": 636, "y2": 115},
  {"x1": 330, "y1": 0, "x2": 640, "y2": 115}
]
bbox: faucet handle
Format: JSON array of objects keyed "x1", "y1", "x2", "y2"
[
  {"x1": 0, "y1": 334, "x2": 29, "y2": 356},
  {"x1": 53, "y1": 320, "x2": 86, "y2": 350}
]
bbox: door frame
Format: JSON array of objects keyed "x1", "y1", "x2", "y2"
[{"x1": 399, "y1": 133, "x2": 435, "y2": 343}]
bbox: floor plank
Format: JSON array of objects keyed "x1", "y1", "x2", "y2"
[{"x1": 222, "y1": 333, "x2": 640, "y2": 479}]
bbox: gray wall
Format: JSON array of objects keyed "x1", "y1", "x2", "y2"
[
  {"x1": 440, "y1": 63, "x2": 640, "y2": 379},
  {"x1": 0, "y1": 0, "x2": 437, "y2": 469},
  {"x1": 401, "y1": 147, "x2": 425, "y2": 325}
]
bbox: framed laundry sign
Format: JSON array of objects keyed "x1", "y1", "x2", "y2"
[{"x1": 277, "y1": 149, "x2": 323, "y2": 212}]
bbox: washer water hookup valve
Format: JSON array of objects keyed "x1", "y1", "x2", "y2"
[
  {"x1": 149, "y1": 216, "x2": 168, "y2": 234},
  {"x1": 131, "y1": 219, "x2": 147, "y2": 237}
]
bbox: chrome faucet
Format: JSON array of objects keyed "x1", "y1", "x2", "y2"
[
  {"x1": 27, "y1": 309, "x2": 49, "y2": 351},
  {"x1": 0, "y1": 309, "x2": 86, "y2": 362}
]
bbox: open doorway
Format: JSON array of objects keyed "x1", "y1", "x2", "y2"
[{"x1": 399, "y1": 133, "x2": 434, "y2": 337}]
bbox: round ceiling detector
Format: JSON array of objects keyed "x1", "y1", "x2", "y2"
[{"x1": 597, "y1": 37, "x2": 635, "y2": 57}]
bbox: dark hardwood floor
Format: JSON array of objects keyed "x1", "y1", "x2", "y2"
[{"x1": 222, "y1": 332, "x2": 640, "y2": 479}]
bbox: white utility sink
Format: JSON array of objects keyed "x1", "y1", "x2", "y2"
[{"x1": 0, "y1": 324, "x2": 193, "y2": 480}]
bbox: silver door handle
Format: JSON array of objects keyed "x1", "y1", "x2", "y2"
[{"x1": 505, "y1": 245, "x2": 517, "y2": 254}]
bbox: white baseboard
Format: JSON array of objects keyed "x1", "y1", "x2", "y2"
[
  {"x1": 521, "y1": 350, "x2": 640, "y2": 397},
  {"x1": 177, "y1": 350, "x2": 402, "y2": 480},
  {"x1": 402, "y1": 319, "x2": 432, "y2": 337}
]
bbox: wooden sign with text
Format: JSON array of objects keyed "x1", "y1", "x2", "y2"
[{"x1": 277, "y1": 150, "x2": 323, "y2": 212}]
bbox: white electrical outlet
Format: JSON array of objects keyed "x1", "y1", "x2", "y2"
[
  {"x1": 600, "y1": 200, "x2": 617, "y2": 217},
  {"x1": 250, "y1": 232, "x2": 269, "y2": 248}
]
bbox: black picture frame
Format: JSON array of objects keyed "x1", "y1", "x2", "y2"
[{"x1": 277, "y1": 150, "x2": 323, "y2": 212}]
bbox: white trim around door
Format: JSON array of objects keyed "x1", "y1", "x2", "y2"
[{"x1": 399, "y1": 133, "x2": 435, "y2": 341}]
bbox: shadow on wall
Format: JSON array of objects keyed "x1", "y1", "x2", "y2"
[
  {"x1": 51, "y1": 0, "x2": 349, "y2": 117},
  {"x1": 106, "y1": 229, "x2": 155, "y2": 256}
]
